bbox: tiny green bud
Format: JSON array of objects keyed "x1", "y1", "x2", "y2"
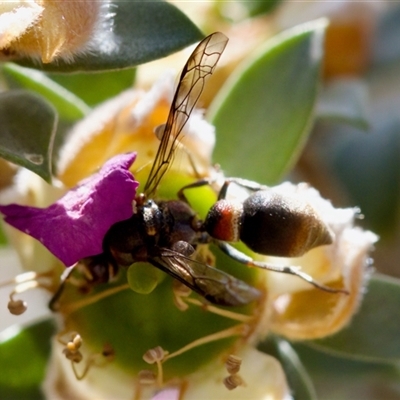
[{"x1": 127, "y1": 262, "x2": 162, "y2": 294}]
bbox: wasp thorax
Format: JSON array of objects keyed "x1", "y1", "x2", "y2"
[
  {"x1": 241, "y1": 191, "x2": 334, "y2": 257},
  {"x1": 204, "y1": 199, "x2": 243, "y2": 242}
]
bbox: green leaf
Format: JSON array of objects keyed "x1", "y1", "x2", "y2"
[
  {"x1": 309, "y1": 274, "x2": 400, "y2": 364},
  {"x1": 373, "y1": 6, "x2": 400, "y2": 64},
  {"x1": 48, "y1": 69, "x2": 136, "y2": 106},
  {"x1": 2, "y1": 63, "x2": 90, "y2": 121},
  {"x1": 316, "y1": 78, "x2": 369, "y2": 130},
  {"x1": 259, "y1": 336, "x2": 318, "y2": 400},
  {"x1": 0, "y1": 90, "x2": 58, "y2": 182},
  {"x1": 0, "y1": 318, "x2": 56, "y2": 399},
  {"x1": 17, "y1": 1, "x2": 203, "y2": 72},
  {"x1": 294, "y1": 342, "x2": 400, "y2": 400},
  {"x1": 333, "y1": 121, "x2": 400, "y2": 238},
  {"x1": 209, "y1": 19, "x2": 327, "y2": 185},
  {"x1": 238, "y1": 0, "x2": 282, "y2": 17}
]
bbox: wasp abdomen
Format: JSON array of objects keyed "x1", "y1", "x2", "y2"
[
  {"x1": 203, "y1": 199, "x2": 243, "y2": 242},
  {"x1": 241, "y1": 191, "x2": 333, "y2": 257}
]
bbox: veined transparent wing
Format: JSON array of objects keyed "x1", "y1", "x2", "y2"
[
  {"x1": 150, "y1": 247, "x2": 260, "y2": 306},
  {"x1": 144, "y1": 32, "x2": 228, "y2": 197}
]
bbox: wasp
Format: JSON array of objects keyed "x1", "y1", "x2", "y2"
[
  {"x1": 50, "y1": 32, "x2": 261, "y2": 310},
  {"x1": 51, "y1": 32, "x2": 346, "y2": 311}
]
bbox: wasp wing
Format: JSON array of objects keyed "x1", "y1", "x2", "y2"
[
  {"x1": 144, "y1": 32, "x2": 228, "y2": 197},
  {"x1": 150, "y1": 247, "x2": 260, "y2": 306}
]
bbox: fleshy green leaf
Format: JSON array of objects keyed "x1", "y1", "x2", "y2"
[
  {"x1": 17, "y1": 1, "x2": 203, "y2": 72},
  {"x1": 209, "y1": 19, "x2": 328, "y2": 185},
  {"x1": 48, "y1": 69, "x2": 136, "y2": 106},
  {"x1": 2, "y1": 63, "x2": 90, "y2": 121},
  {"x1": 238, "y1": 0, "x2": 282, "y2": 17},
  {"x1": 294, "y1": 342, "x2": 400, "y2": 400},
  {"x1": 333, "y1": 121, "x2": 400, "y2": 238},
  {"x1": 0, "y1": 318, "x2": 56, "y2": 399},
  {"x1": 316, "y1": 78, "x2": 369, "y2": 130},
  {"x1": 309, "y1": 274, "x2": 400, "y2": 364},
  {"x1": 259, "y1": 336, "x2": 317, "y2": 400},
  {"x1": 0, "y1": 90, "x2": 58, "y2": 182},
  {"x1": 373, "y1": 6, "x2": 400, "y2": 64}
]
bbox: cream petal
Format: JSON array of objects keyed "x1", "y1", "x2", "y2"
[{"x1": 184, "y1": 346, "x2": 291, "y2": 400}]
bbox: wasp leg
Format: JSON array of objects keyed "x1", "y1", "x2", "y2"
[
  {"x1": 178, "y1": 177, "x2": 266, "y2": 203},
  {"x1": 217, "y1": 178, "x2": 268, "y2": 200},
  {"x1": 48, "y1": 266, "x2": 76, "y2": 311},
  {"x1": 183, "y1": 145, "x2": 204, "y2": 180},
  {"x1": 216, "y1": 241, "x2": 349, "y2": 295},
  {"x1": 177, "y1": 178, "x2": 213, "y2": 203}
]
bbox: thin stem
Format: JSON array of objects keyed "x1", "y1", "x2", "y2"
[
  {"x1": 61, "y1": 283, "x2": 130, "y2": 314},
  {"x1": 163, "y1": 324, "x2": 244, "y2": 362}
]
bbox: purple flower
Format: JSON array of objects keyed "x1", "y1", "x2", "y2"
[
  {"x1": 0, "y1": 153, "x2": 139, "y2": 266},
  {"x1": 152, "y1": 388, "x2": 180, "y2": 400}
]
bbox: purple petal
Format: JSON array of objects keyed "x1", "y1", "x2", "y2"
[
  {"x1": 152, "y1": 388, "x2": 180, "y2": 400},
  {"x1": 0, "y1": 153, "x2": 139, "y2": 266}
]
